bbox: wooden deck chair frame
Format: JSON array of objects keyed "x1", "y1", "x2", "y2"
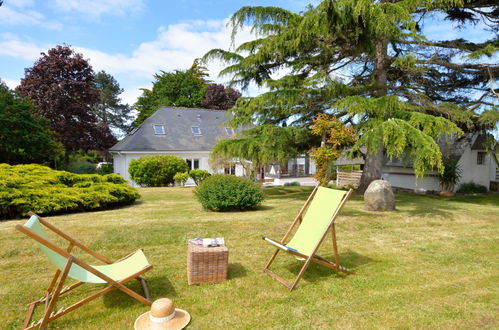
[
  {"x1": 263, "y1": 186, "x2": 353, "y2": 291},
  {"x1": 15, "y1": 212, "x2": 153, "y2": 329}
]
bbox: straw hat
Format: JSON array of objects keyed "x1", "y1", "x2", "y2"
[{"x1": 134, "y1": 298, "x2": 191, "y2": 330}]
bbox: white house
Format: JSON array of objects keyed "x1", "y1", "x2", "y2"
[
  {"x1": 335, "y1": 133, "x2": 499, "y2": 192},
  {"x1": 109, "y1": 107, "x2": 245, "y2": 186}
]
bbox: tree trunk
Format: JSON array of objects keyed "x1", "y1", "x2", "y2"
[
  {"x1": 358, "y1": 33, "x2": 388, "y2": 194},
  {"x1": 358, "y1": 147, "x2": 384, "y2": 193}
]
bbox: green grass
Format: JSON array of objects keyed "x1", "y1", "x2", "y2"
[{"x1": 1, "y1": 187, "x2": 498, "y2": 329}]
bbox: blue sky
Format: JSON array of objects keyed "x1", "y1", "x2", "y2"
[
  {"x1": 0, "y1": 0, "x2": 496, "y2": 112},
  {"x1": 0, "y1": 0, "x2": 311, "y2": 104}
]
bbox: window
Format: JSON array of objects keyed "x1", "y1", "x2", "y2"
[
  {"x1": 153, "y1": 124, "x2": 165, "y2": 135},
  {"x1": 225, "y1": 127, "x2": 234, "y2": 135},
  {"x1": 191, "y1": 126, "x2": 202, "y2": 135},
  {"x1": 477, "y1": 151, "x2": 486, "y2": 165},
  {"x1": 186, "y1": 159, "x2": 200, "y2": 170},
  {"x1": 224, "y1": 164, "x2": 236, "y2": 175}
]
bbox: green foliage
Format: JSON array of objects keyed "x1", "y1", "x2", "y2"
[
  {"x1": 66, "y1": 160, "x2": 97, "y2": 174},
  {"x1": 173, "y1": 172, "x2": 189, "y2": 186},
  {"x1": 456, "y1": 182, "x2": 487, "y2": 194},
  {"x1": 93, "y1": 70, "x2": 133, "y2": 137},
  {"x1": 0, "y1": 164, "x2": 139, "y2": 219},
  {"x1": 438, "y1": 158, "x2": 462, "y2": 191},
  {"x1": 97, "y1": 163, "x2": 114, "y2": 175},
  {"x1": 189, "y1": 169, "x2": 211, "y2": 185},
  {"x1": 203, "y1": 0, "x2": 497, "y2": 190},
  {"x1": 210, "y1": 125, "x2": 310, "y2": 178},
  {"x1": 133, "y1": 65, "x2": 208, "y2": 126},
  {"x1": 283, "y1": 181, "x2": 300, "y2": 186},
  {"x1": 0, "y1": 81, "x2": 60, "y2": 164},
  {"x1": 466, "y1": 44, "x2": 498, "y2": 60},
  {"x1": 128, "y1": 155, "x2": 189, "y2": 187},
  {"x1": 195, "y1": 175, "x2": 265, "y2": 211},
  {"x1": 309, "y1": 114, "x2": 356, "y2": 186}
]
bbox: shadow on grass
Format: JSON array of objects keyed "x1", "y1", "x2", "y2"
[
  {"x1": 450, "y1": 194, "x2": 499, "y2": 207},
  {"x1": 102, "y1": 275, "x2": 176, "y2": 308},
  {"x1": 285, "y1": 250, "x2": 373, "y2": 282},
  {"x1": 257, "y1": 205, "x2": 275, "y2": 211},
  {"x1": 394, "y1": 193, "x2": 457, "y2": 218},
  {"x1": 264, "y1": 186, "x2": 313, "y2": 199},
  {"x1": 228, "y1": 262, "x2": 247, "y2": 280}
]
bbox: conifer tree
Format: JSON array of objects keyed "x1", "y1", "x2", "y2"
[
  {"x1": 93, "y1": 70, "x2": 133, "y2": 137},
  {"x1": 204, "y1": 0, "x2": 498, "y2": 192}
]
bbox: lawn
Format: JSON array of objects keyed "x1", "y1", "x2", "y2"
[{"x1": 1, "y1": 186, "x2": 498, "y2": 329}]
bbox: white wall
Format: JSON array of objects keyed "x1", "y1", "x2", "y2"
[
  {"x1": 381, "y1": 147, "x2": 497, "y2": 192},
  {"x1": 381, "y1": 166, "x2": 441, "y2": 192},
  {"x1": 111, "y1": 151, "x2": 211, "y2": 186},
  {"x1": 111, "y1": 151, "x2": 250, "y2": 186},
  {"x1": 490, "y1": 154, "x2": 498, "y2": 182},
  {"x1": 458, "y1": 148, "x2": 490, "y2": 189}
]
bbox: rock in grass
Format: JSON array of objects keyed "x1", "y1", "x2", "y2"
[{"x1": 364, "y1": 180, "x2": 395, "y2": 211}]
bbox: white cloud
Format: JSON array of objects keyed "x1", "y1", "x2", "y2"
[
  {"x1": 0, "y1": 18, "x2": 258, "y2": 104},
  {"x1": 51, "y1": 0, "x2": 145, "y2": 19},
  {"x1": 0, "y1": 4, "x2": 63, "y2": 30},
  {"x1": 120, "y1": 85, "x2": 149, "y2": 106},
  {"x1": 74, "y1": 19, "x2": 254, "y2": 80},
  {"x1": 0, "y1": 37, "x2": 45, "y2": 60},
  {"x1": 1, "y1": 78, "x2": 20, "y2": 90}
]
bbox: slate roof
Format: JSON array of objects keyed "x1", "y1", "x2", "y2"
[
  {"x1": 471, "y1": 133, "x2": 492, "y2": 150},
  {"x1": 110, "y1": 107, "x2": 235, "y2": 152}
]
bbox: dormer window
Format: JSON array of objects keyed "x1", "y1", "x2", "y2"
[
  {"x1": 191, "y1": 126, "x2": 202, "y2": 135},
  {"x1": 225, "y1": 127, "x2": 234, "y2": 135},
  {"x1": 153, "y1": 124, "x2": 165, "y2": 135}
]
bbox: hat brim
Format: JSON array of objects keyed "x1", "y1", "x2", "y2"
[{"x1": 134, "y1": 308, "x2": 191, "y2": 330}]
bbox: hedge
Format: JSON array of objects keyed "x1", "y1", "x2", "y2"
[
  {"x1": 195, "y1": 175, "x2": 265, "y2": 211},
  {"x1": 128, "y1": 155, "x2": 189, "y2": 187},
  {"x1": 0, "y1": 164, "x2": 140, "y2": 219}
]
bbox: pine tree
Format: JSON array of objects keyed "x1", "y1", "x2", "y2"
[
  {"x1": 93, "y1": 70, "x2": 133, "y2": 137},
  {"x1": 204, "y1": 0, "x2": 498, "y2": 192}
]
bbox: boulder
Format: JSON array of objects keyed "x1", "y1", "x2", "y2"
[{"x1": 364, "y1": 180, "x2": 395, "y2": 211}]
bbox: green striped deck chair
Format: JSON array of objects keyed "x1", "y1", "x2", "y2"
[
  {"x1": 262, "y1": 186, "x2": 353, "y2": 290},
  {"x1": 16, "y1": 212, "x2": 153, "y2": 329}
]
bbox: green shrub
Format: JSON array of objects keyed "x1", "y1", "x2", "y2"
[
  {"x1": 457, "y1": 182, "x2": 488, "y2": 194},
  {"x1": 174, "y1": 172, "x2": 189, "y2": 186},
  {"x1": 97, "y1": 163, "x2": 114, "y2": 175},
  {"x1": 128, "y1": 155, "x2": 189, "y2": 187},
  {"x1": 189, "y1": 169, "x2": 211, "y2": 185},
  {"x1": 438, "y1": 158, "x2": 462, "y2": 191},
  {"x1": 195, "y1": 175, "x2": 265, "y2": 211},
  {"x1": 66, "y1": 160, "x2": 97, "y2": 174},
  {"x1": 284, "y1": 181, "x2": 300, "y2": 186},
  {"x1": 0, "y1": 164, "x2": 140, "y2": 219}
]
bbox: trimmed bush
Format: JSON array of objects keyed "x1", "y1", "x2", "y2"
[
  {"x1": 189, "y1": 169, "x2": 211, "y2": 185},
  {"x1": 66, "y1": 160, "x2": 97, "y2": 174},
  {"x1": 174, "y1": 172, "x2": 189, "y2": 186},
  {"x1": 284, "y1": 181, "x2": 301, "y2": 186},
  {"x1": 457, "y1": 182, "x2": 488, "y2": 194},
  {"x1": 128, "y1": 155, "x2": 189, "y2": 187},
  {"x1": 97, "y1": 163, "x2": 114, "y2": 175},
  {"x1": 0, "y1": 164, "x2": 140, "y2": 219},
  {"x1": 195, "y1": 175, "x2": 265, "y2": 211}
]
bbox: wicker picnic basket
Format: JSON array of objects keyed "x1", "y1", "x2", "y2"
[{"x1": 187, "y1": 243, "x2": 228, "y2": 285}]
